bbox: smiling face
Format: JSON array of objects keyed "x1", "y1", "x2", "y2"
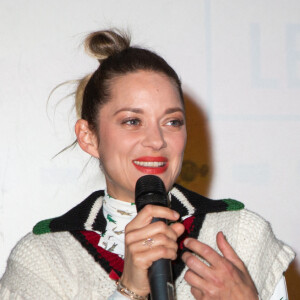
[{"x1": 95, "y1": 70, "x2": 187, "y2": 202}]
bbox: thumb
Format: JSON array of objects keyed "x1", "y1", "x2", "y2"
[{"x1": 216, "y1": 231, "x2": 245, "y2": 270}]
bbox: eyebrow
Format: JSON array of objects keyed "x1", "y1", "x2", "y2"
[
  {"x1": 114, "y1": 107, "x2": 184, "y2": 116},
  {"x1": 114, "y1": 108, "x2": 143, "y2": 115},
  {"x1": 165, "y1": 107, "x2": 185, "y2": 114}
]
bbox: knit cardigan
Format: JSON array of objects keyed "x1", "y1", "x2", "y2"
[{"x1": 0, "y1": 184, "x2": 295, "y2": 300}]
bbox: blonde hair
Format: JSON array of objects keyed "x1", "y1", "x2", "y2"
[{"x1": 75, "y1": 30, "x2": 130, "y2": 119}]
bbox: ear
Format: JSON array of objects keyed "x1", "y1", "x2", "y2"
[{"x1": 75, "y1": 119, "x2": 100, "y2": 158}]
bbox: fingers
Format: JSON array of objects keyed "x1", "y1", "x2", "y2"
[
  {"x1": 126, "y1": 204, "x2": 180, "y2": 232},
  {"x1": 184, "y1": 268, "x2": 212, "y2": 298},
  {"x1": 190, "y1": 287, "x2": 204, "y2": 299},
  {"x1": 183, "y1": 237, "x2": 223, "y2": 268},
  {"x1": 216, "y1": 231, "x2": 245, "y2": 271},
  {"x1": 126, "y1": 219, "x2": 181, "y2": 245},
  {"x1": 121, "y1": 205, "x2": 183, "y2": 297},
  {"x1": 125, "y1": 218, "x2": 185, "y2": 266},
  {"x1": 182, "y1": 236, "x2": 237, "y2": 286},
  {"x1": 129, "y1": 232, "x2": 179, "y2": 257},
  {"x1": 128, "y1": 243, "x2": 179, "y2": 270},
  {"x1": 184, "y1": 268, "x2": 206, "y2": 291},
  {"x1": 182, "y1": 250, "x2": 230, "y2": 292},
  {"x1": 141, "y1": 241, "x2": 178, "y2": 263},
  {"x1": 183, "y1": 233, "x2": 246, "y2": 272},
  {"x1": 123, "y1": 204, "x2": 184, "y2": 272},
  {"x1": 182, "y1": 235, "x2": 258, "y2": 300},
  {"x1": 182, "y1": 251, "x2": 211, "y2": 281},
  {"x1": 125, "y1": 204, "x2": 184, "y2": 250},
  {"x1": 183, "y1": 259, "x2": 223, "y2": 300},
  {"x1": 170, "y1": 222, "x2": 185, "y2": 237}
]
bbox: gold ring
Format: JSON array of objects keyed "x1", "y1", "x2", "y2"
[{"x1": 142, "y1": 238, "x2": 154, "y2": 248}]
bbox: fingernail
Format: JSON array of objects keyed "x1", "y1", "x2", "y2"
[
  {"x1": 183, "y1": 238, "x2": 190, "y2": 246},
  {"x1": 173, "y1": 211, "x2": 180, "y2": 218}
]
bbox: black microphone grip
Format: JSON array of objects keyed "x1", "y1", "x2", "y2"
[
  {"x1": 135, "y1": 175, "x2": 175, "y2": 300},
  {"x1": 148, "y1": 216, "x2": 175, "y2": 300}
]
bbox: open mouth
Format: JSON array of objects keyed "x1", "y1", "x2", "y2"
[
  {"x1": 133, "y1": 161, "x2": 166, "y2": 167},
  {"x1": 132, "y1": 157, "x2": 168, "y2": 174}
]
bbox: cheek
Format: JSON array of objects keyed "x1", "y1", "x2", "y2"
[
  {"x1": 172, "y1": 132, "x2": 187, "y2": 157},
  {"x1": 98, "y1": 130, "x2": 139, "y2": 164},
  {"x1": 97, "y1": 125, "x2": 119, "y2": 153}
]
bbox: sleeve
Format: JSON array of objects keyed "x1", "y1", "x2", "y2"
[
  {"x1": 0, "y1": 234, "x2": 64, "y2": 300},
  {"x1": 236, "y1": 210, "x2": 295, "y2": 300},
  {"x1": 0, "y1": 262, "x2": 62, "y2": 300}
]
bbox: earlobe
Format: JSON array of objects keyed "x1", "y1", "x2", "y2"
[{"x1": 75, "y1": 119, "x2": 100, "y2": 158}]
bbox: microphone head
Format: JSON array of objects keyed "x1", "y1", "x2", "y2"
[{"x1": 135, "y1": 175, "x2": 168, "y2": 212}]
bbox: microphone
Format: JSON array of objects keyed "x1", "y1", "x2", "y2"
[{"x1": 135, "y1": 175, "x2": 175, "y2": 300}]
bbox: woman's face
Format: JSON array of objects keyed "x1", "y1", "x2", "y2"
[{"x1": 97, "y1": 70, "x2": 187, "y2": 202}]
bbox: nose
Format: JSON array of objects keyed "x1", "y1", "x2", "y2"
[{"x1": 141, "y1": 123, "x2": 167, "y2": 151}]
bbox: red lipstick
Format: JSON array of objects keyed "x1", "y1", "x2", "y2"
[{"x1": 132, "y1": 156, "x2": 168, "y2": 174}]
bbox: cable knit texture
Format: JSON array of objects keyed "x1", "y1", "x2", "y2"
[{"x1": 0, "y1": 185, "x2": 295, "y2": 299}]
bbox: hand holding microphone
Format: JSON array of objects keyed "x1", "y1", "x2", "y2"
[
  {"x1": 120, "y1": 175, "x2": 184, "y2": 299},
  {"x1": 135, "y1": 175, "x2": 177, "y2": 300}
]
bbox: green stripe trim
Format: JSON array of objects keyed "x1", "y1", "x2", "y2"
[
  {"x1": 223, "y1": 199, "x2": 244, "y2": 211},
  {"x1": 33, "y1": 218, "x2": 53, "y2": 235}
]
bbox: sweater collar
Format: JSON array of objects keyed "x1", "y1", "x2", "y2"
[
  {"x1": 32, "y1": 185, "x2": 244, "y2": 281},
  {"x1": 33, "y1": 184, "x2": 244, "y2": 235}
]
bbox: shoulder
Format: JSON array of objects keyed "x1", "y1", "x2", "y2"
[
  {"x1": 173, "y1": 185, "x2": 295, "y2": 299},
  {"x1": 1, "y1": 230, "x2": 115, "y2": 298},
  {"x1": 201, "y1": 209, "x2": 295, "y2": 299},
  {"x1": 201, "y1": 207, "x2": 295, "y2": 265},
  {"x1": 202, "y1": 208, "x2": 270, "y2": 236},
  {"x1": 171, "y1": 184, "x2": 244, "y2": 218},
  {"x1": 4, "y1": 231, "x2": 77, "y2": 272},
  {"x1": 0, "y1": 232, "x2": 76, "y2": 298},
  {"x1": 33, "y1": 190, "x2": 105, "y2": 235},
  {"x1": 202, "y1": 207, "x2": 293, "y2": 253}
]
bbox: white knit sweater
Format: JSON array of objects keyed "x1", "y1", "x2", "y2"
[{"x1": 0, "y1": 186, "x2": 295, "y2": 299}]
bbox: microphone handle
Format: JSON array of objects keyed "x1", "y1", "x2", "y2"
[{"x1": 149, "y1": 217, "x2": 175, "y2": 300}]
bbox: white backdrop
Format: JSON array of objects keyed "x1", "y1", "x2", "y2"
[{"x1": 1, "y1": 0, "x2": 299, "y2": 291}]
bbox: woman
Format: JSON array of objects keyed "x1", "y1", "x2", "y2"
[{"x1": 0, "y1": 30, "x2": 295, "y2": 299}]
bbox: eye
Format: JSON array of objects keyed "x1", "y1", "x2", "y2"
[
  {"x1": 166, "y1": 119, "x2": 185, "y2": 127},
  {"x1": 121, "y1": 118, "x2": 141, "y2": 126}
]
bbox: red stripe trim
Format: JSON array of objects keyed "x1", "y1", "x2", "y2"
[
  {"x1": 80, "y1": 231, "x2": 124, "y2": 274},
  {"x1": 178, "y1": 216, "x2": 195, "y2": 250}
]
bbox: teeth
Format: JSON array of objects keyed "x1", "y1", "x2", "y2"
[{"x1": 134, "y1": 161, "x2": 166, "y2": 167}]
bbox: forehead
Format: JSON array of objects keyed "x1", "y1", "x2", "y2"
[{"x1": 106, "y1": 70, "x2": 183, "y2": 109}]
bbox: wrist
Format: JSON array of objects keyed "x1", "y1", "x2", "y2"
[
  {"x1": 116, "y1": 280, "x2": 148, "y2": 300},
  {"x1": 120, "y1": 274, "x2": 149, "y2": 297}
]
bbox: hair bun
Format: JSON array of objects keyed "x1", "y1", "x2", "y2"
[{"x1": 84, "y1": 30, "x2": 130, "y2": 63}]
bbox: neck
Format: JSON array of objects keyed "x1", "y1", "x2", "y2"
[{"x1": 106, "y1": 186, "x2": 135, "y2": 204}]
